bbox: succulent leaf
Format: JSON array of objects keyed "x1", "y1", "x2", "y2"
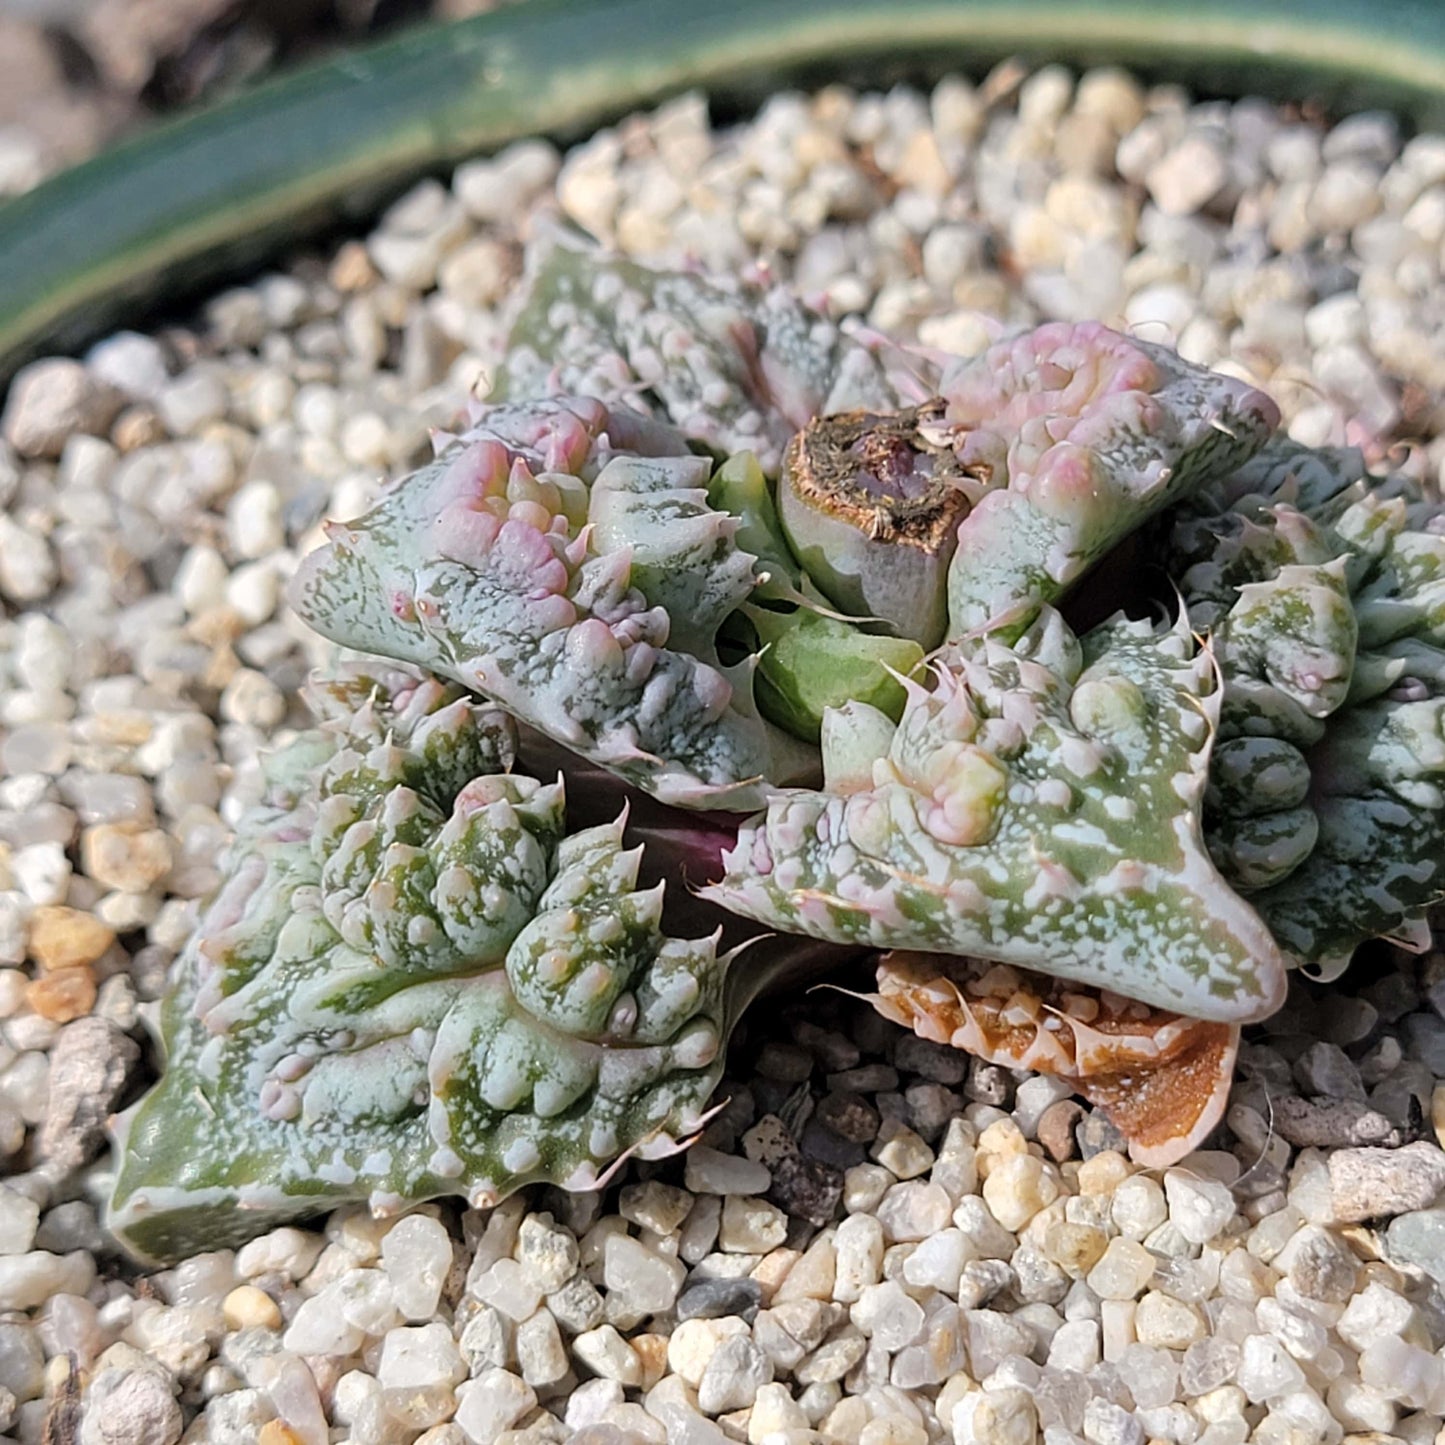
[
  {"x1": 106, "y1": 666, "x2": 788, "y2": 1264},
  {"x1": 492, "y1": 236, "x2": 896, "y2": 471},
  {"x1": 705, "y1": 609, "x2": 1288, "y2": 1024},
  {"x1": 1170, "y1": 438, "x2": 1445, "y2": 970},
  {"x1": 290, "y1": 396, "x2": 817, "y2": 810},
  {"x1": 936, "y1": 322, "x2": 1280, "y2": 638}
]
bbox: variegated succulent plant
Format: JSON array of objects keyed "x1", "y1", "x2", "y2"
[{"x1": 110, "y1": 243, "x2": 1444, "y2": 1257}]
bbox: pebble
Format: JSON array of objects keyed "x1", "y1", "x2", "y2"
[
  {"x1": 685, "y1": 1147, "x2": 772, "y2": 1196},
  {"x1": 1147, "y1": 134, "x2": 1228, "y2": 214},
  {"x1": 3, "y1": 359, "x2": 121, "y2": 457},
  {"x1": 454, "y1": 1369, "x2": 535, "y2": 1445},
  {"x1": 718, "y1": 1195, "x2": 788, "y2": 1252},
  {"x1": 227, "y1": 481, "x2": 285, "y2": 561},
  {"x1": 1086, "y1": 1239, "x2": 1156, "y2": 1300},
  {"x1": 382, "y1": 1214, "x2": 453, "y2": 1320},
  {"x1": 3, "y1": 61, "x2": 1445, "y2": 1445},
  {"x1": 35, "y1": 1016, "x2": 138, "y2": 1171},
  {"x1": 88, "y1": 1367, "x2": 183, "y2": 1445},
  {"x1": 870, "y1": 1120, "x2": 934, "y2": 1179},
  {"x1": 1329, "y1": 1141, "x2": 1445, "y2": 1223},
  {"x1": 1163, "y1": 1171, "x2": 1238, "y2": 1243},
  {"x1": 696, "y1": 1335, "x2": 774, "y2": 1415},
  {"x1": 983, "y1": 1153, "x2": 1059, "y2": 1231},
  {"x1": 602, "y1": 1234, "x2": 684, "y2": 1315},
  {"x1": 27, "y1": 904, "x2": 114, "y2": 971}
]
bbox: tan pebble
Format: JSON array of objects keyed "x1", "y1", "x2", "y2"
[
  {"x1": 774, "y1": 1233, "x2": 836, "y2": 1302},
  {"x1": 257, "y1": 1424, "x2": 304, "y2": 1445},
  {"x1": 223, "y1": 1285, "x2": 282, "y2": 1331},
  {"x1": 189, "y1": 607, "x2": 248, "y2": 648},
  {"x1": 111, "y1": 406, "x2": 166, "y2": 452},
  {"x1": 28, "y1": 906, "x2": 115, "y2": 971},
  {"x1": 630, "y1": 1331, "x2": 669, "y2": 1390},
  {"x1": 330, "y1": 241, "x2": 379, "y2": 292},
  {"x1": 974, "y1": 1117, "x2": 1027, "y2": 1179},
  {"x1": 719, "y1": 1405, "x2": 752, "y2": 1440},
  {"x1": 1077, "y1": 1149, "x2": 1133, "y2": 1195},
  {"x1": 28, "y1": 966, "x2": 97, "y2": 1022},
  {"x1": 1043, "y1": 1221, "x2": 1108, "y2": 1277},
  {"x1": 751, "y1": 1247, "x2": 801, "y2": 1303},
  {"x1": 81, "y1": 824, "x2": 174, "y2": 894},
  {"x1": 896, "y1": 129, "x2": 953, "y2": 197},
  {"x1": 1432, "y1": 1083, "x2": 1445, "y2": 1149}
]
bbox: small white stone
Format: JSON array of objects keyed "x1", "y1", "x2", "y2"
[
  {"x1": 748, "y1": 1381, "x2": 809, "y2": 1442},
  {"x1": 833, "y1": 1213, "x2": 885, "y2": 1303},
  {"x1": 1086, "y1": 1238, "x2": 1155, "y2": 1300},
  {"x1": 1164, "y1": 1170, "x2": 1237, "y2": 1243},
  {"x1": 515, "y1": 1309, "x2": 568, "y2": 1389},
  {"x1": 175, "y1": 546, "x2": 230, "y2": 616},
  {"x1": 696, "y1": 1334, "x2": 774, "y2": 1416},
  {"x1": 619, "y1": 1182, "x2": 694, "y2": 1236},
  {"x1": 602, "y1": 1233, "x2": 684, "y2": 1315},
  {"x1": 1146, "y1": 134, "x2": 1228, "y2": 215},
  {"x1": 684, "y1": 1146, "x2": 771, "y2": 1196},
  {"x1": 1237, "y1": 1332, "x2": 1307, "y2": 1404},
  {"x1": 226, "y1": 481, "x2": 285, "y2": 561},
  {"x1": 876, "y1": 1180, "x2": 953, "y2": 1244},
  {"x1": 157, "y1": 370, "x2": 228, "y2": 436},
  {"x1": 984, "y1": 1154, "x2": 1060, "y2": 1232},
  {"x1": 0, "y1": 1186, "x2": 39, "y2": 1256},
  {"x1": 0, "y1": 516, "x2": 56, "y2": 603},
  {"x1": 572, "y1": 1325, "x2": 642, "y2": 1386},
  {"x1": 235, "y1": 1227, "x2": 324, "y2": 1282},
  {"x1": 282, "y1": 1288, "x2": 367, "y2": 1357},
  {"x1": 718, "y1": 1195, "x2": 788, "y2": 1253},
  {"x1": 86, "y1": 333, "x2": 170, "y2": 401},
  {"x1": 12, "y1": 843, "x2": 70, "y2": 905},
  {"x1": 1111, "y1": 1175, "x2": 1168, "y2": 1240},
  {"x1": 219, "y1": 670, "x2": 286, "y2": 729},
  {"x1": 515, "y1": 1213, "x2": 580, "y2": 1293},
  {"x1": 667, "y1": 1316, "x2": 749, "y2": 1387},
  {"x1": 1048, "y1": 1319, "x2": 1102, "y2": 1374},
  {"x1": 473, "y1": 1257, "x2": 542, "y2": 1323},
  {"x1": 871, "y1": 1120, "x2": 934, "y2": 1179},
  {"x1": 850, "y1": 1280, "x2": 925, "y2": 1351},
  {"x1": 377, "y1": 1322, "x2": 465, "y2": 1391},
  {"x1": 454, "y1": 1368, "x2": 536, "y2": 1445},
  {"x1": 3, "y1": 359, "x2": 120, "y2": 458},
  {"x1": 1133, "y1": 1289, "x2": 1206, "y2": 1349},
  {"x1": 225, "y1": 563, "x2": 280, "y2": 627},
  {"x1": 900, "y1": 1228, "x2": 969, "y2": 1296},
  {"x1": 382, "y1": 1213, "x2": 452, "y2": 1320},
  {"x1": 454, "y1": 141, "x2": 560, "y2": 222}
]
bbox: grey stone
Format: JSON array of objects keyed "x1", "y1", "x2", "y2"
[
  {"x1": 676, "y1": 1277, "x2": 764, "y2": 1323},
  {"x1": 36, "y1": 1017, "x2": 139, "y2": 1173}
]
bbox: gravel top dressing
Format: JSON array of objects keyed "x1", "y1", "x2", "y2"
[{"x1": 1, "y1": 61, "x2": 1445, "y2": 1445}]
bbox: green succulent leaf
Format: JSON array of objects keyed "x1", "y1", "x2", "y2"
[
  {"x1": 289, "y1": 396, "x2": 817, "y2": 811},
  {"x1": 704, "y1": 608, "x2": 1288, "y2": 1024},
  {"x1": 1170, "y1": 438, "x2": 1445, "y2": 972},
  {"x1": 107, "y1": 666, "x2": 762, "y2": 1264},
  {"x1": 491, "y1": 236, "x2": 897, "y2": 472}
]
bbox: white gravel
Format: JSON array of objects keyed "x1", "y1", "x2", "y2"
[{"x1": 0, "y1": 61, "x2": 1443, "y2": 1445}]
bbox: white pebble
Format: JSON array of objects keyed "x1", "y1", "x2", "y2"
[
  {"x1": 381, "y1": 1213, "x2": 452, "y2": 1320},
  {"x1": 226, "y1": 481, "x2": 285, "y2": 561}
]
